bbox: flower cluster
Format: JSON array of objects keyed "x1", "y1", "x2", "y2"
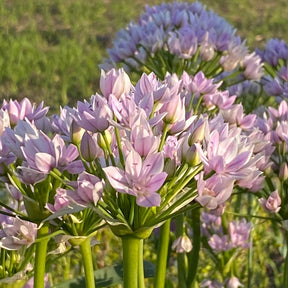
[{"x1": 103, "y1": 2, "x2": 263, "y2": 83}]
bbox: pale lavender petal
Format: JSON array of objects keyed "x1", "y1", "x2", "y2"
[
  {"x1": 136, "y1": 191, "x2": 161, "y2": 207},
  {"x1": 35, "y1": 153, "x2": 56, "y2": 173},
  {"x1": 103, "y1": 166, "x2": 129, "y2": 194},
  {"x1": 125, "y1": 150, "x2": 142, "y2": 179},
  {"x1": 146, "y1": 172, "x2": 167, "y2": 192}
]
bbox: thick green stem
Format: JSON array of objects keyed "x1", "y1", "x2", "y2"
[
  {"x1": 79, "y1": 238, "x2": 96, "y2": 288},
  {"x1": 176, "y1": 214, "x2": 187, "y2": 288},
  {"x1": 186, "y1": 209, "x2": 201, "y2": 288},
  {"x1": 122, "y1": 236, "x2": 142, "y2": 288},
  {"x1": 284, "y1": 230, "x2": 288, "y2": 287},
  {"x1": 34, "y1": 224, "x2": 50, "y2": 288},
  {"x1": 138, "y1": 239, "x2": 145, "y2": 288},
  {"x1": 154, "y1": 219, "x2": 171, "y2": 288}
]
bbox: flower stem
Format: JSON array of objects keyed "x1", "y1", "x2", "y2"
[
  {"x1": 122, "y1": 236, "x2": 142, "y2": 288},
  {"x1": 176, "y1": 214, "x2": 187, "y2": 288},
  {"x1": 138, "y1": 239, "x2": 145, "y2": 288},
  {"x1": 154, "y1": 219, "x2": 171, "y2": 288},
  {"x1": 186, "y1": 208, "x2": 201, "y2": 288},
  {"x1": 34, "y1": 224, "x2": 50, "y2": 288},
  {"x1": 79, "y1": 238, "x2": 96, "y2": 288},
  {"x1": 284, "y1": 230, "x2": 288, "y2": 287}
]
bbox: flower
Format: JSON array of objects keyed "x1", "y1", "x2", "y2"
[
  {"x1": 259, "y1": 190, "x2": 281, "y2": 213},
  {"x1": 172, "y1": 234, "x2": 193, "y2": 253},
  {"x1": 103, "y1": 149, "x2": 167, "y2": 207},
  {"x1": 68, "y1": 172, "x2": 104, "y2": 206},
  {"x1": 100, "y1": 68, "x2": 131, "y2": 99},
  {"x1": 76, "y1": 94, "x2": 113, "y2": 133},
  {"x1": 226, "y1": 276, "x2": 244, "y2": 288},
  {"x1": 228, "y1": 219, "x2": 252, "y2": 248},
  {"x1": 0, "y1": 217, "x2": 37, "y2": 250}
]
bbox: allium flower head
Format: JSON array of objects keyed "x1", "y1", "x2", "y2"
[{"x1": 104, "y1": 1, "x2": 255, "y2": 84}]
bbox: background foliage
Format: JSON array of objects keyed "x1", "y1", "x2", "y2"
[{"x1": 0, "y1": 0, "x2": 287, "y2": 112}]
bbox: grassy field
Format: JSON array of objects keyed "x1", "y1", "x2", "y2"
[{"x1": 0, "y1": 0, "x2": 287, "y2": 112}]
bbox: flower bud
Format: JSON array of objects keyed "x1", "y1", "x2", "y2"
[
  {"x1": 172, "y1": 235, "x2": 193, "y2": 253},
  {"x1": 188, "y1": 120, "x2": 206, "y2": 145},
  {"x1": 70, "y1": 120, "x2": 85, "y2": 145},
  {"x1": 164, "y1": 158, "x2": 176, "y2": 179},
  {"x1": 184, "y1": 144, "x2": 201, "y2": 166},
  {"x1": 97, "y1": 130, "x2": 112, "y2": 151},
  {"x1": 279, "y1": 163, "x2": 288, "y2": 181},
  {"x1": 81, "y1": 131, "x2": 98, "y2": 162}
]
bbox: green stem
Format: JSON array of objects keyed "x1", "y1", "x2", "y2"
[
  {"x1": 154, "y1": 219, "x2": 171, "y2": 288},
  {"x1": 138, "y1": 239, "x2": 145, "y2": 288},
  {"x1": 122, "y1": 236, "x2": 142, "y2": 288},
  {"x1": 79, "y1": 238, "x2": 96, "y2": 288},
  {"x1": 34, "y1": 224, "x2": 50, "y2": 288},
  {"x1": 186, "y1": 208, "x2": 201, "y2": 288},
  {"x1": 176, "y1": 214, "x2": 187, "y2": 288},
  {"x1": 284, "y1": 230, "x2": 288, "y2": 287}
]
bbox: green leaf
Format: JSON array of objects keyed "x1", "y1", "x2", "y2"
[{"x1": 52, "y1": 261, "x2": 155, "y2": 287}]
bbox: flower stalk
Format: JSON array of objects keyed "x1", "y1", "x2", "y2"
[
  {"x1": 79, "y1": 238, "x2": 96, "y2": 288},
  {"x1": 154, "y1": 219, "x2": 171, "y2": 288},
  {"x1": 34, "y1": 223, "x2": 50, "y2": 288},
  {"x1": 122, "y1": 236, "x2": 143, "y2": 288}
]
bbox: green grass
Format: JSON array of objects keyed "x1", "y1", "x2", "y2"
[{"x1": 0, "y1": 0, "x2": 287, "y2": 112}]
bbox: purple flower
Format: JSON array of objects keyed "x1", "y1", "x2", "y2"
[
  {"x1": 242, "y1": 52, "x2": 263, "y2": 81},
  {"x1": 259, "y1": 190, "x2": 281, "y2": 213},
  {"x1": 0, "y1": 109, "x2": 10, "y2": 135},
  {"x1": 100, "y1": 68, "x2": 131, "y2": 99},
  {"x1": 208, "y1": 234, "x2": 231, "y2": 252},
  {"x1": 226, "y1": 276, "x2": 244, "y2": 288},
  {"x1": 172, "y1": 235, "x2": 193, "y2": 253},
  {"x1": 228, "y1": 219, "x2": 252, "y2": 248},
  {"x1": 2, "y1": 98, "x2": 49, "y2": 127},
  {"x1": 67, "y1": 172, "x2": 104, "y2": 206},
  {"x1": 196, "y1": 172, "x2": 235, "y2": 210},
  {"x1": 0, "y1": 217, "x2": 37, "y2": 250},
  {"x1": 22, "y1": 133, "x2": 83, "y2": 174},
  {"x1": 46, "y1": 188, "x2": 71, "y2": 212},
  {"x1": 103, "y1": 149, "x2": 167, "y2": 207},
  {"x1": 200, "y1": 279, "x2": 224, "y2": 288},
  {"x1": 76, "y1": 94, "x2": 113, "y2": 133},
  {"x1": 256, "y1": 38, "x2": 288, "y2": 67}
]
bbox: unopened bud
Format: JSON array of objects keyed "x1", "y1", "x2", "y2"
[
  {"x1": 97, "y1": 130, "x2": 112, "y2": 150},
  {"x1": 164, "y1": 158, "x2": 176, "y2": 179},
  {"x1": 71, "y1": 120, "x2": 85, "y2": 145},
  {"x1": 81, "y1": 131, "x2": 98, "y2": 162},
  {"x1": 184, "y1": 144, "x2": 201, "y2": 166},
  {"x1": 279, "y1": 163, "x2": 288, "y2": 181},
  {"x1": 188, "y1": 120, "x2": 206, "y2": 145}
]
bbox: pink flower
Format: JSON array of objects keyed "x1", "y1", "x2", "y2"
[
  {"x1": 76, "y1": 94, "x2": 113, "y2": 133},
  {"x1": 100, "y1": 68, "x2": 131, "y2": 99},
  {"x1": 226, "y1": 276, "x2": 244, "y2": 288},
  {"x1": 228, "y1": 219, "x2": 252, "y2": 248},
  {"x1": 68, "y1": 172, "x2": 104, "y2": 206},
  {"x1": 208, "y1": 234, "x2": 231, "y2": 252},
  {"x1": 46, "y1": 188, "x2": 70, "y2": 212},
  {"x1": 103, "y1": 149, "x2": 167, "y2": 207},
  {"x1": 0, "y1": 218, "x2": 37, "y2": 250},
  {"x1": 259, "y1": 190, "x2": 281, "y2": 213},
  {"x1": 196, "y1": 172, "x2": 235, "y2": 210},
  {"x1": 172, "y1": 235, "x2": 193, "y2": 253}
]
